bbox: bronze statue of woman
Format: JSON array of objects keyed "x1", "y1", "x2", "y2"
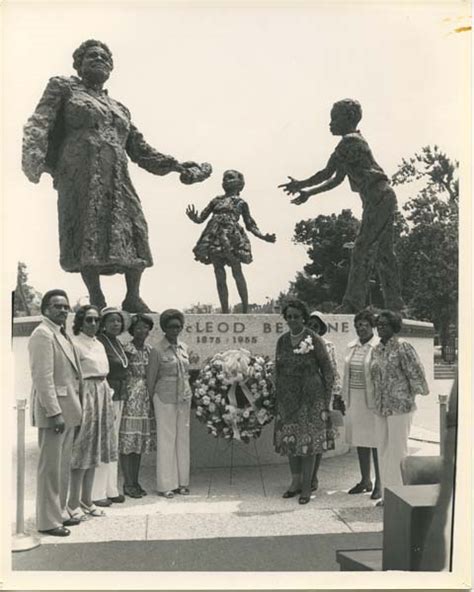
[
  {"x1": 186, "y1": 170, "x2": 276, "y2": 313},
  {"x1": 22, "y1": 39, "x2": 211, "y2": 312}
]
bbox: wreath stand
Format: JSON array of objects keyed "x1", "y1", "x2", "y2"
[{"x1": 207, "y1": 436, "x2": 267, "y2": 496}]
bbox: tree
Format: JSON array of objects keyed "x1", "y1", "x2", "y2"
[
  {"x1": 392, "y1": 146, "x2": 458, "y2": 360},
  {"x1": 282, "y1": 207, "x2": 409, "y2": 311},
  {"x1": 184, "y1": 302, "x2": 215, "y2": 314},
  {"x1": 280, "y1": 146, "x2": 458, "y2": 359},
  {"x1": 290, "y1": 209, "x2": 360, "y2": 309},
  {"x1": 13, "y1": 262, "x2": 42, "y2": 317}
]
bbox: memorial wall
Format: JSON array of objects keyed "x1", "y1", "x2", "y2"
[{"x1": 12, "y1": 313, "x2": 434, "y2": 468}]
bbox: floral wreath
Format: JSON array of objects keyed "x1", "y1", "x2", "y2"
[{"x1": 193, "y1": 349, "x2": 275, "y2": 442}]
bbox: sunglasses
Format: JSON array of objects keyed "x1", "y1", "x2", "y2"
[{"x1": 84, "y1": 317, "x2": 99, "y2": 324}]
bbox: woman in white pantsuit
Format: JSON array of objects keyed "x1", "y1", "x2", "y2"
[
  {"x1": 147, "y1": 309, "x2": 192, "y2": 498},
  {"x1": 370, "y1": 310, "x2": 429, "y2": 507}
]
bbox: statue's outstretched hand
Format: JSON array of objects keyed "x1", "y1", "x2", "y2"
[
  {"x1": 263, "y1": 233, "x2": 276, "y2": 243},
  {"x1": 186, "y1": 204, "x2": 200, "y2": 223},
  {"x1": 278, "y1": 176, "x2": 303, "y2": 195},
  {"x1": 291, "y1": 190, "x2": 311, "y2": 205},
  {"x1": 179, "y1": 162, "x2": 212, "y2": 185}
]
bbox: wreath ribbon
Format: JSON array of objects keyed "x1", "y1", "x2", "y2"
[{"x1": 226, "y1": 379, "x2": 261, "y2": 440}]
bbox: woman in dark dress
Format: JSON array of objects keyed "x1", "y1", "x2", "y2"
[
  {"x1": 274, "y1": 299, "x2": 334, "y2": 504},
  {"x1": 91, "y1": 307, "x2": 128, "y2": 506},
  {"x1": 22, "y1": 39, "x2": 211, "y2": 312}
]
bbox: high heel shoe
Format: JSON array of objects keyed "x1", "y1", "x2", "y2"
[
  {"x1": 124, "y1": 485, "x2": 142, "y2": 499},
  {"x1": 348, "y1": 481, "x2": 373, "y2": 494},
  {"x1": 137, "y1": 483, "x2": 147, "y2": 496},
  {"x1": 282, "y1": 489, "x2": 301, "y2": 499},
  {"x1": 370, "y1": 488, "x2": 382, "y2": 500}
]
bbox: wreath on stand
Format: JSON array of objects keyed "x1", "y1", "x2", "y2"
[{"x1": 193, "y1": 349, "x2": 275, "y2": 442}]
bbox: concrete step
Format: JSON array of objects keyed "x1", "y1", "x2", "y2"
[{"x1": 336, "y1": 548, "x2": 382, "y2": 571}]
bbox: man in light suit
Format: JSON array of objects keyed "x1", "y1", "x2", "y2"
[{"x1": 29, "y1": 289, "x2": 83, "y2": 536}]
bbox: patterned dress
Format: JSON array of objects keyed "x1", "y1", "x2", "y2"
[
  {"x1": 22, "y1": 76, "x2": 180, "y2": 275},
  {"x1": 192, "y1": 195, "x2": 264, "y2": 266},
  {"x1": 118, "y1": 342, "x2": 156, "y2": 454},
  {"x1": 71, "y1": 333, "x2": 118, "y2": 469},
  {"x1": 274, "y1": 329, "x2": 335, "y2": 456}
]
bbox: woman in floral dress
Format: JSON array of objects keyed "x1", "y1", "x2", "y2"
[
  {"x1": 186, "y1": 169, "x2": 275, "y2": 313},
  {"x1": 119, "y1": 314, "x2": 156, "y2": 498},
  {"x1": 274, "y1": 299, "x2": 334, "y2": 505}
]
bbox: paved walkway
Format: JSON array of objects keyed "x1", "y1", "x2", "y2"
[{"x1": 12, "y1": 427, "x2": 439, "y2": 549}]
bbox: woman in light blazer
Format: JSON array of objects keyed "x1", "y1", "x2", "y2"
[
  {"x1": 341, "y1": 309, "x2": 381, "y2": 499},
  {"x1": 147, "y1": 309, "x2": 192, "y2": 498}
]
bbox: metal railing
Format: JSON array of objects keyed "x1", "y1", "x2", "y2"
[{"x1": 12, "y1": 399, "x2": 40, "y2": 552}]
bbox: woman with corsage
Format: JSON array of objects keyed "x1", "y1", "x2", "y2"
[
  {"x1": 91, "y1": 307, "x2": 128, "y2": 506},
  {"x1": 274, "y1": 299, "x2": 334, "y2": 504},
  {"x1": 119, "y1": 314, "x2": 156, "y2": 498},
  {"x1": 67, "y1": 305, "x2": 117, "y2": 519},
  {"x1": 147, "y1": 309, "x2": 192, "y2": 498}
]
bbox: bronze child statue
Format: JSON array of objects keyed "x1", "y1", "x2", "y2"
[
  {"x1": 280, "y1": 99, "x2": 404, "y2": 313},
  {"x1": 186, "y1": 170, "x2": 276, "y2": 313},
  {"x1": 22, "y1": 39, "x2": 211, "y2": 313}
]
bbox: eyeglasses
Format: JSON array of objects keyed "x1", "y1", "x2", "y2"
[
  {"x1": 84, "y1": 317, "x2": 99, "y2": 324},
  {"x1": 50, "y1": 304, "x2": 70, "y2": 311}
]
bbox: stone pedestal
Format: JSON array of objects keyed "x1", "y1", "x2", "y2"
[
  {"x1": 383, "y1": 484, "x2": 439, "y2": 570},
  {"x1": 12, "y1": 313, "x2": 434, "y2": 468}
]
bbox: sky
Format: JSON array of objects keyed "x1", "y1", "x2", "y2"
[{"x1": 3, "y1": 0, "x2": 470, "y2": 312}]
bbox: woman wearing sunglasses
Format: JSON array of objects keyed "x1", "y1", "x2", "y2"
[{"x1": 67, "y1": 305, "x2": 117, "y2": 519}]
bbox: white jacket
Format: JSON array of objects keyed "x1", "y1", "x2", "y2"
[{"x1": 340, "y1": 335, "x2": 379, "y2": 409}]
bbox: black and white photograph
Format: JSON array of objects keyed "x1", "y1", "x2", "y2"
[{"x1": 2, "y1": 0, "x2": 471, "y2": 589}]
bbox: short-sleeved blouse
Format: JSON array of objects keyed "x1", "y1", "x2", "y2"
[
  {"x1": 333, "y1": 132, "x2": 388, "y2": 195},
  {"x1": 147, "y1": 338, "x2": 192, "y2": 404},
  {"x1": 72, "y1": 332, "x2": 109, "y2": 378}
]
